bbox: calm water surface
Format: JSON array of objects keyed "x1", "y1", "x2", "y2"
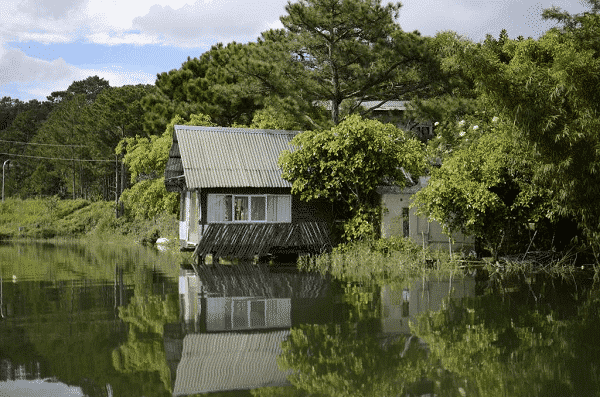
[{"x1": 0, "y1": 241, "x2": 598, "y2": 397}]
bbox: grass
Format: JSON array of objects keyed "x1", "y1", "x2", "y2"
[
  {"x1": 299, "y1": 235, "x2": 468, "y2": 285},
  {"x1": 0, "y1": 197, "x2": 179, "y2": 244},
  {"x1": 298, "y1": 235, "x2": 596, "y2": 285}
]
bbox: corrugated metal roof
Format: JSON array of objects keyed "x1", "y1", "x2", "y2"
[
  {"x1": 316, "y1": 100, "x2": 411, "y2": 111},
  {"x1": 360, "y1": 100, "x2": 411, "y2": 111},
  {"x1": 172, "y1": 331, "x2": 291, "y2": 395},
  {"x1": 175, "y1": 125, "x2": 299, "y2": 188}
]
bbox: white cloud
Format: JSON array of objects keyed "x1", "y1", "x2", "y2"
[
  {"x1": 0, "y1": 0, "x2": 287, "y2": 47},
  {"x1": 130, "y1": 0, "x2": 287, "y2": 47},
  {"x1": 84, "y1": 0, "x2": 193, "y2": 29},
  {"x1": 398, "y1": 0, "x2": 590, "y2": 41},
  {"x1": 0, "y1": 48, "x2": 75, "y2": 85},
  {"x1": 17, "y1": 0, "x2": 87, "y2": 20},
  {"x1": 0, "y1": 47, "x2": 155, "y2": 100}
]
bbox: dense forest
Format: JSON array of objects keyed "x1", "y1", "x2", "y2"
[{"x1": 1, "y1": 0, "x2": 599, "y2": 259}]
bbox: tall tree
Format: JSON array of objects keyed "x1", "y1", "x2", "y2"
[
  {"x1": 454, "y1": 0, "x2": 600, "y2": 250},
  {"x1": 47, "y1": 75, "x2": 110, "y2": 104},
  {"x1": 1, "y1": 101, "x2": 54, "y2": 197},
  {"x1": 82, "y1": 84, "x2": 157, "y2": 201},
  {"x1": 279, "y1": 0, "x2": 431, "y2": 124},
  {"x1": 143, "y1": 43, "x2": 264, "y2": 134}
]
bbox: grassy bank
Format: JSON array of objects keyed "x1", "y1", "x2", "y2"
[{"x1": 0, "y1": 197, "x2": 178, "y2": 244}]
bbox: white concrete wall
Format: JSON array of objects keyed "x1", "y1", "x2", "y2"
[{"x1": 379, "y1": 178, "x2": 474, "y2": 252}]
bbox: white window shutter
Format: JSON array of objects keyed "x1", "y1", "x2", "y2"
[
  {"x1": 267, "y1": 195, "x2": 277, "y2": 222},
  {"x1": 277, "y1": 195, "x2": 292, "y2": 223},
  {"x1": 207, "y1": 194, "x2": 224, "y2": 223}
]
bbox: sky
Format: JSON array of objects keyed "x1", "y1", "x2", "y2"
[{"x1": 0, "y1": 0, "x2": 592, "y2": 102}]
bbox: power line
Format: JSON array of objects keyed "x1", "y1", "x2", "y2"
[
  {"x1": 0, "y1": 152, "x2": 114, "y2": 162},
  {"x1": 0, "y1": 139, "x2": 88, "y2": 148}
]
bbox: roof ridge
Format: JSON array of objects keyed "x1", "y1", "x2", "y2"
[{"x1": 174, "y1": 125, "x2": 301, "y2": 135}]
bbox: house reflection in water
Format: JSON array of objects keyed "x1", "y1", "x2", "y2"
[
  {"x1": 168, "y1": 263, "x2": 475, "y2": 395},
  {"x1": 169, "y1": 263, "x2": 336, "y2": 396},
  {"x1": 380, "y1": 276, "x2": 475, "y2": 334}
]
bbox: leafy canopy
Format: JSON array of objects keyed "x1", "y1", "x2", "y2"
[
  {"x1": 452, "y1": 1, "x2": 600, "y2": 246},
  {"x1": 279, "y1": 114, "x2": 425, "y2": 239},
  {"x1": 280, "y1": 0, "x2": 431, "y2": 124},
  {"x1": 117, "y1": 113, "x2": 215, "y2": 219},
  {"x1": 414, "y1": 116, "x2": 549, "y2": 257},
  {"x1": 280, "y1": 115, "x2": 424, "y2": 205}
]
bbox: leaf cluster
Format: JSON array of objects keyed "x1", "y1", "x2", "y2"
[
  {"x1": 117, "y1": 113, "x2": 214, "y2": 219},
  {"x1": 280, "y1": 114, "x2": 424, "y2": 206},
  {"x1": 449, "y1": 3, "x2": 600, "y2": 248},
  {"x1": 414, "y1": 118, "x2": 550, "y2": 257}
]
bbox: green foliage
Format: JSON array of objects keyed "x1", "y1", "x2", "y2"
[
  {"x1": 341, "y1": 207, "x2": 379, "y2": 241},
  {"x1": 143, "y1": 44, "x2": 263, "y2": 133},
  {"x1": 46, "y1": 75, "x2": 110, "y2": 104},
  {"x1": 85, "y1": 84, "x2": 156, "y2": 160},
  {"x1": 299, "y1": 235, "x2": 459, "y2": 284},
  {"x1": 117, "y1": 113, "x2": 214, "y2": 219},
  {"x1": 280, "y1": 114, "x2": 425, "y2": 240},
  {"x1": 248, "y1": 105, "x2": 303, "y2": 130},
  {"x1": 414, "y1": 117, "x2": 549, "y2": 257},
  {"x1": 280, "y1": 0, "x2": 431, "y2": 125},
  {"x1": 452, "y1": 3, "x2": 600, "y2": 249},
  {"x1": 25, "y1": 94, "x2": 94, "y2": 198}
]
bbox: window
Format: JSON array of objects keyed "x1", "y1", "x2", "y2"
[
  {"x1": 208, "y1": 194, "x2": 291, "y2": 223},
  {"x1": 231, "y1": 298, "x2": 266, "y2": 329},
  {"x1": 402, "y1": 207, "x2": 409, "y2": 238}
]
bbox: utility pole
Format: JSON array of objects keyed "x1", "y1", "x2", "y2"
[{"x1": 2, "y1": 159, "x2": 9, "y2": 203}]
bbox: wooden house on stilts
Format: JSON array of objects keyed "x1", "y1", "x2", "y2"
[{"x1": 164, "y1": 125, "x2": 333, "y2": 261}]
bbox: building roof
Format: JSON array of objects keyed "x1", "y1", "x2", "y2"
[
  {"x1": 166, "y1": 125, "x2": 299, "y2": 190},
  {"x1": 316, "y1": 100, "x2": 411, "y2": 111},
  {"x1": 172, "y1": 331, "x2": 291, "y2": 395},
  {"x1": 359, "y1": 100, "x2": 411, "y2": 111},
  {"x1": 377, "y1": 176, "x2": 430, "y2": 195}
]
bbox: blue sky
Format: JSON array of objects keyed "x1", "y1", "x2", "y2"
[{"x1": 0, "y1": 0, "x2": 591, "y2": 102}]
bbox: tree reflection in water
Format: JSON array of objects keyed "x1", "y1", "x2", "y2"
[
  {"x1": 269, "y1": 273, "x2": 600, "y2": 397},
  {"x1": 278, "y1": 322, "x2": 429, "y2": 397},
  {"x1": 414, "y1": 274, "x2": 600, "y2": 397}
]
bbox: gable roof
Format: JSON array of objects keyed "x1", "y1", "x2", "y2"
[{"x1": 165, "y1": 125, "x2": 299, "y2": 190}]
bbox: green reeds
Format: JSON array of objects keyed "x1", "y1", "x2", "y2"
[{"x1": 299, "y1": 236, "x2": 467, "y2": 284}]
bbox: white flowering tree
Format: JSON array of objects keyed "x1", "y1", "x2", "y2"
[{"x1": 413, "y1": 117, "x2": 552, "y2": 259}]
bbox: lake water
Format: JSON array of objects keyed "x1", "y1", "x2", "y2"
[{"x1": 0, "y1": 241, "x2": 598, "y2": 396}]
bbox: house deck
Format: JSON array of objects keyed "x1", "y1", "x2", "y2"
[{"x1": 193, "y1": 222, "x2": 331, "y2": 259}]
